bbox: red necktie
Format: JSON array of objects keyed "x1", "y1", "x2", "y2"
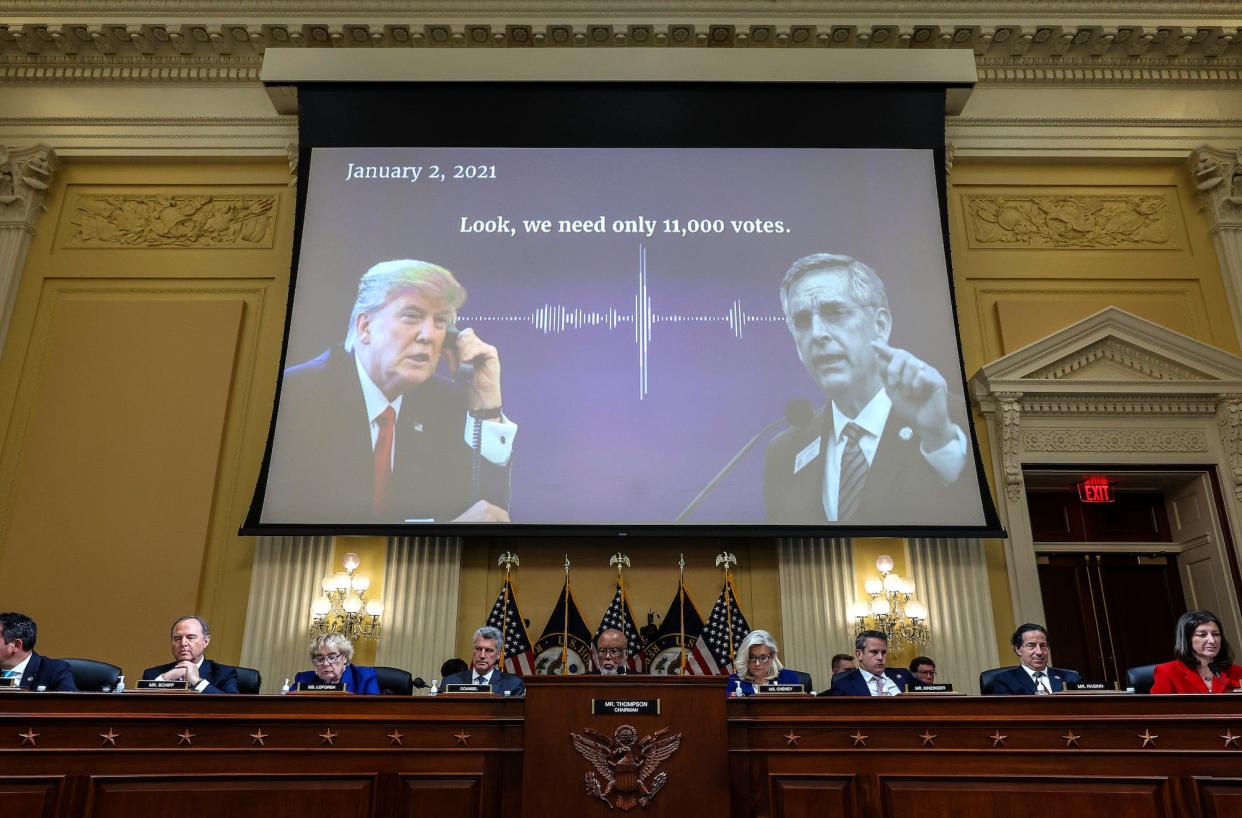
[{"x1": 372, "y1": 406, "x2": 396, "y2": 513}]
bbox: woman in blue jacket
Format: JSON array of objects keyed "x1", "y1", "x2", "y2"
[{"x1": 294, "y1": 633, "x2": 381, "y2": 694}]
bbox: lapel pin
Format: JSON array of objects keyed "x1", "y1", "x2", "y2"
[{"x1": 899, "y1": 426, "x2": 914, "y2": 441}]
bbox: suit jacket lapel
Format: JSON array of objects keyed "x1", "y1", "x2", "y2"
[
  {"x1": 790, "y1": 408, "x2": 830, "y2": 521},
  {"x1": 21, "y1": 653, "x2": 43, "y2": 689}
]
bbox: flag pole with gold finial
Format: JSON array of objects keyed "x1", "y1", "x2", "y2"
[
  {"x1": 561, "y1": 554, "x2": 571, "y2": 676},
  {"x1": 678, "y1": 553, "x2": 687, "y2": 675},
  {"x1": 497, "y1": 552, "x2": 519, "y2": 673},
  {"x1": 716, "y1": 551, "x2": 738, "y2": 664}
]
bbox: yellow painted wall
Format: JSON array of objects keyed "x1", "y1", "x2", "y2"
[
  {"x1": 0, "y1": 158, "x2": 293, "y2": 680},
  {"x1": 948, "y1": 158, "x2": 1233, "y2": 661}
]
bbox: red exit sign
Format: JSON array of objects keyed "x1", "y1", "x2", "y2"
[{"x1": 1077, "y1": 477, "x2": 1114, "y2": 503}]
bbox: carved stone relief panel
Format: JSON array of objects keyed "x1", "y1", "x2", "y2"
[
  {"x1": 64, "y1": 193, "x2": 277, "y2": 249},
  {"x1": 1022, "y1": 427, "x2": 1208, "y2": 454},
  {"x1": 962, "y1": 193, "x2": 1177, "y2": 250}
]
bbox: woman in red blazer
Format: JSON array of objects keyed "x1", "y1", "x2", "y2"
[{"x1": 1151, "y1": 609, "x2": 1242, "y2": 694}]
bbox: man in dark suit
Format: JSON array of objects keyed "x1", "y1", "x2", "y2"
[
  {"x1": 593, "y1": 628, "x2": 630, "y2": 675},
  {"x1": 443, "y1": 626, "x2": 525, "y2": 695},
  {"x1": 264, "y1": 259, "x2": 515, "y2": 524},
  {"x1": 763, "y1": 253, "x2": 979, "y2": 525},
  {"x1": 142, "y1": 615, "x2": 239, "y2": 694},
  {"x1": 0, "y1": 612, "x2": 77, "y2": 691},
  {"x1": 828, "y1": 630, "x2": 916, "y2": 696},
  {"x1": 989, "y1": 623, "x2": 1082, "y2": 694}
]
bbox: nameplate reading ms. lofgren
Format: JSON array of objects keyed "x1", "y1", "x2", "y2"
[{"x1": 592, "y1": 699, "x2": 660, "y2": 715}]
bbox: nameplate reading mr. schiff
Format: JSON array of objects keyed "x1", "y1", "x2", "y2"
[
  {"x1": 136, "y1": 679, "x2": 191, "y2": 692},
  {"x1": 591, "y1": 699, "x2": 660, "y2": 715}
]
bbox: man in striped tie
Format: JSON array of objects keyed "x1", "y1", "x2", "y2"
[{"x1": 763, "y1": 253, "x2": 974, "y2": 525}]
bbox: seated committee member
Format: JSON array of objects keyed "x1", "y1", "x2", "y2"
[
  {"x1": 267, "y1": 259, "x2": 516, "y2": 524},
  {"x1": 594, "y1": 628, "x2": 630, "y2": 675},
  {"x1": 1151, "y1": 609, "x2": 1242, "y2": 694},
  {"x1": 909, "y1": 656, "x2": 937, "y2": 685},
  {"x1": 990, "y1": 623, "x2": 1081, "y2": 694},
  {"x1": 294, "y1": 633, "x2": 380, "y2": 694},
  {"x1": 727, "y1": 629, "x2": 812, "y2": 696},
  {"x1": 142, "y1": 615, "x2": 238, "y2": 693},
  {"x1": 831, "y1": 653, "x2": 855, "y2": 675},
  {"x1": 443, "y1": 626, "x2": 525, "y2": 695},
  {"x1": 0, "y1": 612, "x2": 77, "y2": 691},
  {"x1": 764, "y1": 253, "x2": 973, "y2": 524},
  {"x1": 829, "y1": 630, "x2": 915, "y2": 696}
]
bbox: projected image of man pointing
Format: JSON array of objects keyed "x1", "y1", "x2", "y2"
[
  {"x1": 763, "y1": 253, "x2": 970, "y2": 525},
  {"x1": 267, "y1": 259, "x2": 515, "y2": 524}
]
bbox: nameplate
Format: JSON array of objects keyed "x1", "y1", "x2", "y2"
[
  {"x1": 442, "y1": 684, "x2": 491, "y2": 694},
  {"x1": 136, "y1": 679, "x2": 191, "y2": 691},
  {"x1": 592, "y1": 699, "x2": 660, "y2": 715},
  {"x1": 0, "y1": 677, "x2": 19, "y2": 689},
  {"x1": 757, "y1": 684, "x2": 805, "y2": 694},
  {"x1": 296, "y1": 682, "x2": 347, "y2": 692},
  {"x1": 908, "y1": 683, "x2": 954, "y2": 693},
  {"x1": 1063, "y1": 682, "x2": 1113, "y2": 693}
]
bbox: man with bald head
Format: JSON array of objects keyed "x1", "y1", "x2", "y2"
[
  {"x1": 764, "y1": 253, "x2": 975, "y2": 525},
  {"x1": 594, "y1": 628, "x2": 630, "y2": 675}
]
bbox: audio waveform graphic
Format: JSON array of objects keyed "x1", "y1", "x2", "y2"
[{"x1": 459, "y1": 245, "x2": 785, "y2": 399}]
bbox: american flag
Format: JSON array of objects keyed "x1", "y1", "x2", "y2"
[
  {"x1": 485, "y1": 578, "x2": 535, "y2": 676},
  {"x1": 643, "y1": 580, "x2": 721, "y2": 675},
  {"x1": 702, "y1": 578, "x2": 751, "y2": 670},
  {"x1": 593, "y1": 582, "x2": 645, "y2": 673}
]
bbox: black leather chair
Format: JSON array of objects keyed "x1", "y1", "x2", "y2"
[
  {"x1": 979, "y1": 665, "x2": 1020, "y2": 695},
  {"x1": 63, "y1": 658, "x2": 122, "y2": 692},
  {"x1": 375, "y1": 666, "x2": 414, "y2": 696},
  {"x1": 234, "y1": 665, "x2": 261, "y2": 695},
  {"x1": 790, "y1": 670, "x2": 814, "y2": 692},
  {"x1": 1126, "y1": 663, "x2": 1157, "y2": 694}
]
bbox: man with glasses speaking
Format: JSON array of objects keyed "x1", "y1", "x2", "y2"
[
  {"x1": 443, "y1": 626, "x2": 525, "y2": 695},
  {"x1": 764, "y1": 253, "x2": 974, "y2": 525},
  {"x1": 593, "y1": 628, "x2": 630, "y2": 675}
]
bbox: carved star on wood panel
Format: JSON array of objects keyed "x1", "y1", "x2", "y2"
[
  {"x1": 18, "y1": 728, "x2": 39, "y2": 747},
  {"x1": 1221, "y1": 730, "x2": 1241, "y2": 749},
  {"x1": 783, "y1": 730, "x2": 801, "y2": 747},
  {"x1": 388, "y1": 730, "x2": 405, "y2": 746},
  {"x1": 1062, "y1": 731, "x2": 1081, "y2": 748},
  {"x1": 177, "y1": 729, "x2": 196, "y2": 746},
  {"x1": 249, "y1": 729, "x2": 268, "y2": 747},
  {"x1": 919, "y1": 730, "x2": 937, "y2": 748},
  {"x1": 454, "y1": 730, "x2": 471, "y2": 746},
  {"x1": 990, "y1": 730, "x2": 1008, "y2": 748},
  {"x1": 1138, "y1": 729, "x2": 1158, "y2": 749},
  {"x1": 100, "y1": 728, "x2": 120, "y2": 747},
  {"x1": 319, "y1": 728, "x2": 338, "y2": 746},
  {"x1": 849, "y1": 730, "x2": 868, "y2": 747}
]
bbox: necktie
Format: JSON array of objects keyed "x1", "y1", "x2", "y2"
[
  {"x1": 872, "y1": 675, "x2": 886, "y2": 696},
  {"x1": 838, "y1": 422, "x2": 869, "y2": 521},
  {"x1": 371, "y1": 405, "x2": 396, "y2": 513},
  {"x1": 1033, "y1": 671, "x2": 1050, "y2": 694},
  {"x1": 1, "y1": 669, "x2": 16, "y2": 678},
  {"x1": 476, "y1": 675, "x2": 485, "y2": 686}
]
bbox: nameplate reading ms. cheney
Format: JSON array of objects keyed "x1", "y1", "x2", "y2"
[{"x1": 592, "y1": 699, "x2": 660, "y2": 715}]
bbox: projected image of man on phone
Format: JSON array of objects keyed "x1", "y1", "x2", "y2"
[
  {"x1": 763, "y1": 253, "x2": 970, "y2": 525},
  {"x1": 267, "y1": 259, "x2": 515, "y2": 523}
]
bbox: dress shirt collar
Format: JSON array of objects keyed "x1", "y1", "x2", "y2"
[
  {"x1": 1022, "y1": 663, "x2": 1051, "y2": 689},
  {"x1": 831, "y1": 387, "x2": 891, "y2": 444},
  {"x1": 858, "y1": 667, "x2": 900, "y2": 695},
  {"x1": 474, "y1": 668, "x2": 495, "y2": 685},
  {"x1": 354, "y1": 352, "x2": 404, "y2": 425},
  {"x1": 4, "y1": 653, "x2": 32, "y2": 678}
]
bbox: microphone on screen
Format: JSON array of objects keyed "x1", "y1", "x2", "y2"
[{"x1": 673, "y1": 399, "x2": 816, "y2": 523}]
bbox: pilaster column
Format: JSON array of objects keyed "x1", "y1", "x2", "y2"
[
  {"x1": 777, "y1": 537, "x2": 854, "y2": 692},
  {"x1": 0, "y1": 144, "x2": 57, "y2": 353},
  {"x1": 1189, "y1": 146, "x2": 1242, "y2": 347}
]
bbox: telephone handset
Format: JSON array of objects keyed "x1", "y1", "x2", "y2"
[{"x1": 444, "y1": 324, "x2": 474, "y2": 383}]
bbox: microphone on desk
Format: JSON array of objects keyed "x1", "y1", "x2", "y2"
[
  {"x1": 674, "y1": 399, "x2": 814, "y2": 522},
  {"x1": 412, "y1": 677, "x2": 429, "y2": 690}
]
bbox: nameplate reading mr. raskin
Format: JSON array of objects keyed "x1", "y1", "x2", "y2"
[
  {"x1": 136, "y1": 679, "x2": 190, "y2": 691},
  {"x1": 592, "y1": 699, "x2": 660, "y2": 716},
  {"x1": 1065, "y1": 682, "x2": 1111, "y2": 692}
]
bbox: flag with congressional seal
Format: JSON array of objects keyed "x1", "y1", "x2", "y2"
[
  {"x1": 643, "y1": 579, "x2": 721, "y2": 675},
  {"x1": 702, "y1": 578, "x2": 751, "y2": 671},
  {"x1": 532, "y1": 580, "x2": 595, "y2": 675},
  {"x1": 485, "y1": 577, "x2": 535, "y2": 676},
  {"x1": 592, "y1": 581, "x2": 646, "y2": 673}
]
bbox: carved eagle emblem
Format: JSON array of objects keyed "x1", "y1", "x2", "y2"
[{"x1": 570, "y1": 725, "x2": 682, "y2": 811}]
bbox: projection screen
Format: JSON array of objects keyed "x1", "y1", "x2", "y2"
[{"x1": 244, "y1": 74, "x2": 1005, "y2": 538}]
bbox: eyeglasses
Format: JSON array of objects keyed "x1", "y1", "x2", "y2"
[
  {"x1": 311, "y1": 653, "x2": 343, "y2": 665},
  {"x1": 747, "y1": 653, "x2": 774, "y2": 664},
  {"x1": 597, "y1": 648, "x2": 625, "y2": 658}
]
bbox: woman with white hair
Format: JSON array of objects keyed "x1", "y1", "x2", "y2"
[
  {"x1": 726, "y1": 629, "x2": 812, "y2": 696},
  {"x1": 293, "y1": 633, "x2": 380, "y2": 694}
]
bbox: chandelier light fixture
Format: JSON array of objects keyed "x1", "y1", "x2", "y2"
[
  {"x1": 848, "y1": 554, "x2": 929, "y2": 652},
  {"x1": 309, "y1": 552, "x2": 383, "y2": 642}
]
